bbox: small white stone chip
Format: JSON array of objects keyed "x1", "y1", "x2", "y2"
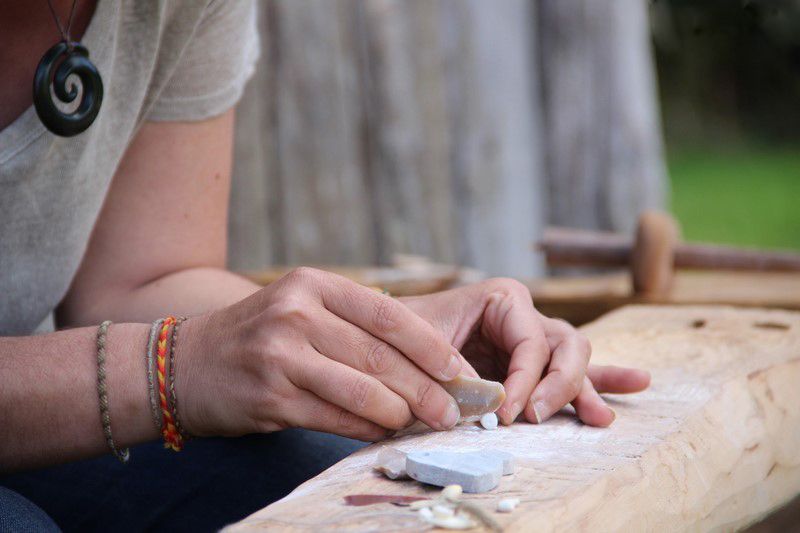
[
  {"x1": 418, "y1": 507, "x2": 434, "y2": 520},
  {"x1": 496, "y1": 498, "x2": 520, "y2": 513},
  {"x1": 441, "y1": 484, "x2": 463, "y2": 502},
  {"x1": 373, "y1": 446, "x2": 408, "y2": 479},
  {"x1": 432, "y1": 504, "x2": 455, "y2": 519},
  {"x1": 479, "y1": 412, "x2": 498, "y2": 430},
  {"x1": 418, "y1": 507, "x2": 476, "y2": 530}
]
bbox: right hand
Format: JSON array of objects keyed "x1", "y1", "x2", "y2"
[{"x1": 175, "y1": 267, "x2": 466, "y2": 441}]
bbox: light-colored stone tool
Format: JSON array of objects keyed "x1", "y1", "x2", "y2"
[{"x1": 440, "y1": 375, "x2": 506, "y2": 421}]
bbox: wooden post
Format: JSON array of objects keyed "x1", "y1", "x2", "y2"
[
  {"x1": 230, "y1": 0, "x2": 545, "y2": 277},
  {"x1": 537, "y1": 0, "x2": 667, "y2": 234}
]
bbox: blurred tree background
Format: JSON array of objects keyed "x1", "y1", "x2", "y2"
[
  {"x1": 651, "y1": 0, "x2": 800, "y2": 250},
  {"x1": 229, "y1": 1, "x2": 800, "y2": 277},
  {"x1": 230, "y1": 0, "x2": 666, "y2": 277}
]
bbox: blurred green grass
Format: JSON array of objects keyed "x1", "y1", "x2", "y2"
[{"x1": 668, "y1": 147, "x2": 800, "y2": 251}]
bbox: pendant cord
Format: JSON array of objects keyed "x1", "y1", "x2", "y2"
[
  {"x1": 45, "y1": 0, "x2": 79, "y2": 43},
  {"x1": 65, "y1": 0, "x2": 79, "y2": 39}
]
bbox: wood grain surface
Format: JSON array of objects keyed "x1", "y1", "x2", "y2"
[{"x1": 227, "y1": 305, "x2": 800, "y2": 532}]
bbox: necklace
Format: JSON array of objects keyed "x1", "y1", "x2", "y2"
[{"x1": 33, "y1": 0, "x2": 103, "y2": 137}]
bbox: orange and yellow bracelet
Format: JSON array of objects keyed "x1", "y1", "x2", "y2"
[{"x1": 156, "y1": 316, "x2": 184, "y2": 451}]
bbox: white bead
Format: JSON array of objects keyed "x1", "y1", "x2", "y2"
[
  {"x1": 497, "y1": 498, "x2": 520, "y2": 513},
  {"x1": 431, "y1": 515, "x2": 475, "y2": 530},
  {"x1": 480, "y1": 412, "x2": 498, "y2": 430},
  {"x1": 419, "y1": 509, "x2": 476, "y2": 530},
  {"x1": 432, "y1": 504, "x2": 455, "y2": 519},
  {"x1": 441, "y1": 484, "x2": 463, "y2": 501}
]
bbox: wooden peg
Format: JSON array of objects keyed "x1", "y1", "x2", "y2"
[{"x1": 631, "y1": 211, "x2": 680, "y2": 295}]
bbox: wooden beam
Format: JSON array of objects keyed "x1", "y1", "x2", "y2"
[
  {"x1": 243, "y1": 266, "x2": 800, "y2": 325},
  {"x1": 226, "y1": 305, "x2": 800, "y2": 532},
  {"x1": 529, "y1": 270, "x2": 800, "y2": 325},
  {"x1": 538, "y1": 225, "x2": 800, "y2": 273}
]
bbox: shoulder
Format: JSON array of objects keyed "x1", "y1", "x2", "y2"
[
  {"x1": 119, "y1": 0, "x2": 254, "y2": 49},
  {"x1": 104, "y1": 0, "x2": 258, "y2": 123}
]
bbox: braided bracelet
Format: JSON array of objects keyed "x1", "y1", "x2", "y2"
[
  {"x1": 156, "y1": 317, "x2": 184, "y2": 451},
  {"x1": 168, "y1": 317, "x2": 190, "y2": 440},
  {"x1": 96, "y1": 321, "x2": 130, "y2": 463},
  {"x1": 145, "y1": 319, "x2": 165, "y2": 432}
]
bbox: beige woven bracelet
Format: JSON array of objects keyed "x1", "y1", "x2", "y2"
[
  {"x1": 96, "y1": 320, "x2": 130, "y2": 463},
  {"x1": 145, "y1": 319, "x2": 165, "y2": 432}
]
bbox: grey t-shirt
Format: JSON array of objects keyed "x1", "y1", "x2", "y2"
[{"x1": 0, "y1": 0, "x2": 259, "y2": 335}]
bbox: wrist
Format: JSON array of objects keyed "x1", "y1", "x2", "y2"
[
  {"x1": 172, "y1": 313, "x2": 212, "y2": 437},
  {"x1": 103, "y1": 322, "x2": 161, "y2": 446}
]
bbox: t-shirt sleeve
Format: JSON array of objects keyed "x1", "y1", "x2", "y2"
[{"x1": 147, "y1": 0, "x2": 260, "y2": 122}]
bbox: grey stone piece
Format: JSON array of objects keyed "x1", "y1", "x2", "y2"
[
  {"x1": 406, "y1": 450, "x2": 505, "y2": 493},
  {"x1": 475, "y1": 449, "x2": 516, "y2": 475}
]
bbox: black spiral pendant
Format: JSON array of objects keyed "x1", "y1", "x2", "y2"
[{"x1": 33, "y1": 41, "x2": 103, "y2": 137}]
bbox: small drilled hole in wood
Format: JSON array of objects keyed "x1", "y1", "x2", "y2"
[
  {"x1": 754, "y1": 321, "x2": 790, "y2": 331},
  {"x1": 690, "y1": 319, "x2": 706, "y2": 329}
]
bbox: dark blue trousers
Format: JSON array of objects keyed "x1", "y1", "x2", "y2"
[{"x1": 0, "y1": 430, "x2": 366, "y2": 532}]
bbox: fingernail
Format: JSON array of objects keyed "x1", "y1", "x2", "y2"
[
  {"x1": 608, "y1": 408, "x2": 616, "y2": 423},
  {"x1": 502, "y1": 401, "x2": 521, "y2": 425},
  {"x1": 532, "y1": 400, "x2": 547, "y2": 424},
  {"x1": 439, "y1": 351, "x2": 462, "y2": 381},
  {"x1": 441, "y1": 399, "x2": 460, "y2": 429}
]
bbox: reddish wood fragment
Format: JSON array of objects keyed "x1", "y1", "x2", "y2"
[{"x1": 343, "y1": 494, "x2": 428, "y2": 507}]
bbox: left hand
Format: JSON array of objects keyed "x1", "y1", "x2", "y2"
[{"x1": 399, "y1": 278, "x2": 651, "y2": 427}]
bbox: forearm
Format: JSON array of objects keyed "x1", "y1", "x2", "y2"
[
  {"x1": 0, "y1": 323, "x2": 156, "y2": 472},
  {"x1": 4, "y1": 270, "x2": 258, "y2": 472},
  {"x1": 58, "y1": 267, "x2": 260, "y2": 327}
]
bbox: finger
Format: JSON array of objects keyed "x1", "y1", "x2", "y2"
[
  {"x1": 542, "y1": 316, "x2": 575, "y2": 347},
  {"x1": 317, "y1": 273, "x2": 463, "y2": 382},
  {"x1": 291, "y1": 349, "x2": 413, "y2": 431},
  {"x1": 481, "y1": 290, "x2": 549, "y2": 426},
  {"x1": 546, "y1": 320, "x2": 651, "y2": 394},
  {"x1": 289, "y1": 389, "x2": 391, "y2": 441},
  {"x1": 525, "y1": 327, "x2": 591, "y2": 424},
  {"x1": 309, "y1": 311, "x2": 461, "y2": 430},
  {"x1": 587, "y1": 365, "x2": 651, "y2": 394},
  {"x1": 571, "y1": 377, "x2": 615, "y2": 427},
  {"x1": 458, "y1": 354, "x2": 480, "y2": 378},
  {"x1": 498, "y1": 367, "x2": 541, "y2": 426}
]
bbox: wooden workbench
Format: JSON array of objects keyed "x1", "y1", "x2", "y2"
[{"x1": 227, "y1": 305, "x2": 800, "y2": 532}]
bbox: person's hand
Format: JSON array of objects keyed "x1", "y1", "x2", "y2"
[
  {"x1": 399, "y1": 278, "x2": 651, "y2": 427},
  {"x1": 175, "y1": 268, "x2": 469, "y2": 441}
]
